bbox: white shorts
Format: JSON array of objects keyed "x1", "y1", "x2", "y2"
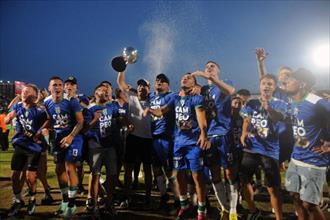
[{"x1": 88, "y1": 139, "x2": 117, "y2": 176}]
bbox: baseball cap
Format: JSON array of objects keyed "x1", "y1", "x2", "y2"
[
  {"x1": 64, "y1": 76, "x2": 77, "y2": 84},
  {"x1": 137, "y1": 79, "x2": 150, "y2": 87},
  {"x1": 290, "y1": 68, "x2": 316, "y2": 87},
  {"x1": 156, "y1": 73, "x2": 170, "y2": 84}
]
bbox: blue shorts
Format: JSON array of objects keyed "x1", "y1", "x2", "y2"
[
  {"x1": 173, "y1": 144, "x2": 203, "y2": 172},
  {"x1": 53, "y1": 135, "x2": 84, "y2": 164},
  {"x1": 152, "y1": 137, "x2": 173, "y2": 171},
  {"x1": 206, "y1": 133, "x2": 236, "y2": 168}
]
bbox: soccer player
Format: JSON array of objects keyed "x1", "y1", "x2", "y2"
[
  {"x1": 240, "y1": 74, "x2": 287, "y2": 220},
  {"x1": 148, "y1": 73, "x2": 178, "y2": 208},
  {"x1": 5, "y1": 84, "x2": 48, "y2": 216},
  {"x1": 85, "y1": 84, "x2": 121, "y2": 216},
  {"x1": 284, "y1": 68, "x2": 330, "y2": 220},
  {"x1": 44, "y1": 76, "x2": 84, "y2": 218},
  {"x1": 145, "y1": 72, "x2": 209, "y2": 220},
  {"x1": 64, "y1": 76, "x2": 89, "y2": 195},
  {"x1": 192, "y1": 61, "x2": 238, "y2": 220}
]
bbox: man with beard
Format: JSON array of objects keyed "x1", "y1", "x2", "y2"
[
  {"x1": 44, "y1": 76, "x2": 84, "y2": 218},
  {"x1": 240, "y1": 74, "x2": 287, "y2": 220},
  {"x1": 6, "y1": 84, "x2": 48, "y2": 216},
  {"x1": 117, "y1": 71, "x2": 152, "y2": 208},
  {"x1": 284, "y1": 68, "x2": 330, "y2": 220},
  {"x1": 145, "y1": 72, "x2": 209, "y2": 220}
]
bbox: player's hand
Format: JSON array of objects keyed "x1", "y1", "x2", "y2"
[
  {"x1": 143, "y1": 108, "x2": 150, "y2": 117},
  {"x1": 33, "y1": 130, "x2": 43, "y2": 144},
  {"x1": 60, "y1": 135, "x2": 74, "y2": 148},
  {"x1": 255, "y1": 48, "x2": 267, "y2": 62},
  {"x1": 191, "y1": 70, "x2": 211, "y2": 80},
  {"x1": 197, "y1": 134, "x2": 209, "y2": 150},
  {"x1": 128, "y1": 124, "x2": 134, "y2": 132},
  {"x1": 240, "y1": 132, "x2": 249, "y2": 147},
  {"x1": 312, "y1": 140, "x2": 330, "y2": 155},
  {"x1": 94, "y1": 110, "x2": 102, "y2": 120}
]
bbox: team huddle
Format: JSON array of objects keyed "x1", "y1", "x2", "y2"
[{"x1": 3, "y1": 48, "x2": 330, "y2": 220}]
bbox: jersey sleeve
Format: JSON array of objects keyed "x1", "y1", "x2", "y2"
[
  {"x1": 193, "y1": 95, "x2": 204, "y2": 109},
  {"x1": 164, "y1": 93, "x2": 176, "y2": 109},
  {"x1": 70, "y1": 98, "x2": 83, "y2": 114},
  {"x1": 316, "y1": 99, "x2": 330, "y2": 137}
]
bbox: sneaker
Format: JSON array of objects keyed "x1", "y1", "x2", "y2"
[
  {"x1": 63, "y1": 205, "x2": 76, "y2": 219},
  {"x1": 54, "y1": 201, "x2": 68, "y2": 216},
  {"x1": 86, "y1": 198, "x2": 94, "y2": 212},
  {"x1": 220, "y1": 209, "x2": 229, "y2": 220},
  {"x1": 41, "y1": 192, "x2": 54, "y2": 205},
  {"x1": 229, "y1": 212, "x2": 238, "y2": 220},
  {"x1": 27, "y1": 199, "x2": 36, "y2": 215},
  {"x1": 8, "y1": 200, "x2": 24, "y2": 217},
  {"x1": 247, "y1": 210, "x2": 261, "y2": 220},
  {"x1": 119, "y1": 199, "x2": 130, "y2": 209},
  {"x1": 176, "y1": 207, "x2": 190, "y2": 220}
]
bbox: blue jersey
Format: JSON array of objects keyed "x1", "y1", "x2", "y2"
[
  {"x1": 116, "y1": 102, "x2": 128, "y2": 117},
  {"x1": 77, "y1": 94, "x2": 89, "y2": 106},
  {"x1": 149, "y1": 92, "x2": 175, "y2": 137},
  {"x1": 273, "y1": 87, "x2": 289, "y2": 103},
  {"x1": 289, "y1": 93, "x2": 330, "y2": 167},
  {"x1": 12, "y1": 102, "x2": 47, "y2": 152},
  {"x1": 240, "y1": 98, "x2": 287, "y2": 160},
  {"x1": 44, "y1": 96, "x2": 82, "y2": 140},
  {"x1": 201, "y1": 82, "x2": 232, "y2": 136},
  {"x1": 85, "y1": 102, "x2": 120, "y2": 148},
  {"x1": 168, "y1": 94, "x2": 204, "y2": 147}
]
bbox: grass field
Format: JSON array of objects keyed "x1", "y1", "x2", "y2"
[{"x1": 0, "y1": 137, "x2": 329, "y2": 219}]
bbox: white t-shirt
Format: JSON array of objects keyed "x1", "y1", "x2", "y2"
[{"x1": 128, "y1": 91, "x2": 152, "y2": 139}]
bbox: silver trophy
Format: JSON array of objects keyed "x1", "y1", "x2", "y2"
[{"x1": 111, "y1": 47, "x2": 138, "y2": 72}]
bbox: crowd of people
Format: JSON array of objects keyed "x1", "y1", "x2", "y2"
[{"x1": 2, "y1": 48, "x2": 330, "y2": 220}]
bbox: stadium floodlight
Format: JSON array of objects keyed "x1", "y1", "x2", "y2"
[{"x1": 312, "y1": 43, "x2": 329, "y2": 69}]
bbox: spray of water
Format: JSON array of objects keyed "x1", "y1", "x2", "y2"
[{"x1": 141, "y1": 19, "x2": 176, "y2": 80}]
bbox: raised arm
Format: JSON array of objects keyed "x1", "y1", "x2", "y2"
[
  {"x1": 191, "y1": 71, "x2": 235, "y2": 95},
  {"x1": 256, "y1": 48, "x2": 268, "y2": 79},
  {"x1": 117, "y1": 71, "x2": 130, "y2": 92}
]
